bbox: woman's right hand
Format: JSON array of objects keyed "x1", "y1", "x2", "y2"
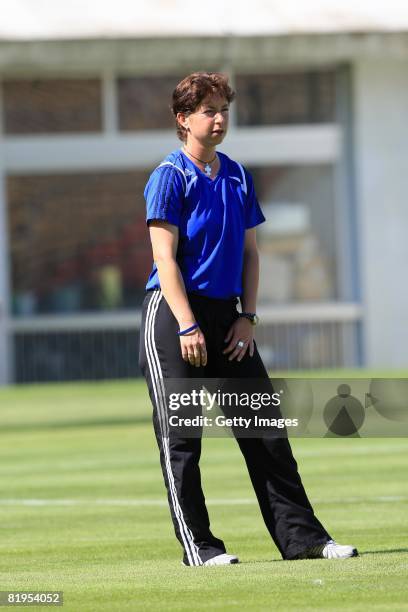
[{"x1": 180, "y1": 327, "x2": 207, "y2": 367}]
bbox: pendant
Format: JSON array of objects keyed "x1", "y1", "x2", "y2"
[{"x1": 204, "y1": 163, "x2": 212, "y2": 177}]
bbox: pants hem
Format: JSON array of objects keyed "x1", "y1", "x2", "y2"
[{"x1": 283, "y1": 537, "x2": 330, "y2": 560}]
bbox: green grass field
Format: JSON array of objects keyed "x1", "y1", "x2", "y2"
[{"x1": 0, "y1": 375, "x2": 407, "y2": 611}]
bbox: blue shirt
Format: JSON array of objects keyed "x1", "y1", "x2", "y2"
[{"x1": 144, "y1": 149, "x2": 265, "y2": 299}]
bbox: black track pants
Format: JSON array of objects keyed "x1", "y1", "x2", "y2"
[{"x1": 139, "y1": 289, "x2": 331, "y2": 565}]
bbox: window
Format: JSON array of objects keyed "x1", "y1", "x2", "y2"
[
  {"x1": 250, "y1": 165, "x2": 337, "y2": 303},
  {"x1": 118, "y1": 75, "x2": 184, "y2": 130},
  {"x1": 7, "y1": 170, "x2": 152, "y2": 315},
  {"x1": 236, "y1": 70, "x2": 335, "y2": 126},
  {"x1": 3, "y1": 79, "x2": 102, "y2": 134}
]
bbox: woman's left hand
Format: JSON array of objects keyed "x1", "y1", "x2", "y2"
[{"x1": 223, "y1": 317, "x2": 254, "y2": 361}]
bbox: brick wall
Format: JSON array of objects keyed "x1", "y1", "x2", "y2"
[
  {"x1": 236, "y1": 70, "x2": 335, "y2": 126},
  {"x1": 118, "y1": 75, "x2": 184, "y2": 130},
  {"x1": 3, "y1": 78, "x2": 102, "y2": 134}
]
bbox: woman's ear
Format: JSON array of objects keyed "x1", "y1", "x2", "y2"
[{"x1": 176, "y1": 112, "x2": 189, "y2": 131}]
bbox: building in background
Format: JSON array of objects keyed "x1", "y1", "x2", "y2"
[{"x1": 1, "y1": 1, "x2": 408, "y2": 382}]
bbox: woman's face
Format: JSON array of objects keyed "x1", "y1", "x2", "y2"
[{"x1": 179, "y1": 93, "x2": 230, "y2": 148}]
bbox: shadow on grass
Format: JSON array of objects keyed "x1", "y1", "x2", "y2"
[
  {"x1": 360, "y1": 548, "x2": 408, "y2": 555},
  {"x1": 243, "y1": 558, "x2": 290, "y2": 564},
  {"x1": 243, "y1": 549, "x2": 408, "y2": 564},
  {"x1": 180, "y1": 546, "x2": 408, "y2": 567}
]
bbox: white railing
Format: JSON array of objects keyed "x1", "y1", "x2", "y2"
[
  {"x1": 9, "y1": 302, "x2": 361, "y2": 333},
  {"x1": 7, "y1": 302, "x2": 363, "y2": 383}
]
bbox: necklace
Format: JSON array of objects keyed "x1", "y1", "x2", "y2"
[{"x1": 183, "y1": 148, "x2": 217, "y2": 177}]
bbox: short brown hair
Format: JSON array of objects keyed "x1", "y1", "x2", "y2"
[{"x1": 171, "y1": 72, "x2": 235, "y2": 142}]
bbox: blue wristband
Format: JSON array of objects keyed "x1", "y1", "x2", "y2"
[{"x1": 177, "y1": 323, "x2": 199, "y2": 336}]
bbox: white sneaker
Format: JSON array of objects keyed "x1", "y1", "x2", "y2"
[
  {"x1": 203, "y1": 553, "x2": 239, "y2": 566},
  {"x1": 296, "y1": 539, "x2": 358, "y2": 560},
  {"x1": 322, "y1": 539, "x2": 358, "y2": 559}
]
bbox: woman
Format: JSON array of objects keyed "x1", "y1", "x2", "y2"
[{"x1": 139, "y1": 72, "x2": 357, "y2": 566}]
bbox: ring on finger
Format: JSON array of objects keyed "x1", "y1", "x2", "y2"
[{"x1": 236, "y1": 340, "x2": 246, "y2": 349}]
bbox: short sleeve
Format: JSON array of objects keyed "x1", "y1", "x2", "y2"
[
  {"x1": 144, "y1": 163, "x2": 185, "y2": 227},
  {"x1": 244, "y1": 169, "x2": 266, "y2": 229}
]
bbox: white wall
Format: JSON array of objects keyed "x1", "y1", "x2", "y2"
[
  {"x1": 353, "y1": 60, "x2": 408, "y2": 367},
  {"x1": 0, "y1": 77, "x2": 12, "y2": 383},
  {"x1": 0, "y1": 148, "x2": 12, "y2": 384}
]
